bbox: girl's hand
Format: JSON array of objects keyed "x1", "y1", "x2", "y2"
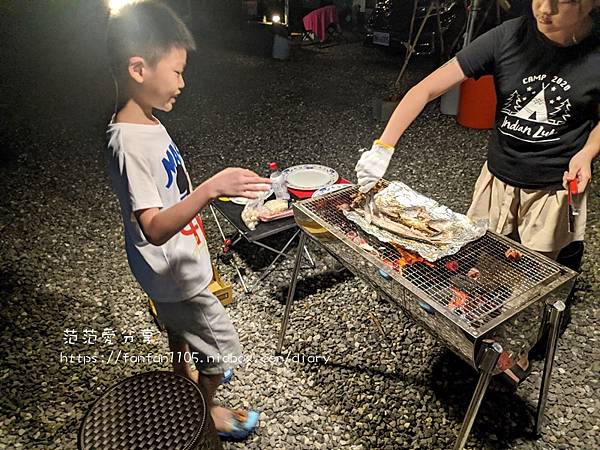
[
  {"x1": 563, "y1": 149, "x2": 593, "y2": 193},
  {"x1": 355, "y1": 140, "x2": 395, "y2": 193}
]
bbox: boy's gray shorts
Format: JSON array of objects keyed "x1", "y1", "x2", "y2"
[{"x1": 154, "y1": 289, "x2": 242, "y2": 375}]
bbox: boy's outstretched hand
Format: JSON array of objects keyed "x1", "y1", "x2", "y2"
[{"x1": 206, "y1": 168, "x2": 271, "y2": 199}]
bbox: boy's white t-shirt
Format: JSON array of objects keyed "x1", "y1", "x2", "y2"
[{"x1": 106, "y1": 119, "x2": 212, "y2": 303}]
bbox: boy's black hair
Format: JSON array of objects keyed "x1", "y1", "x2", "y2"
[{"x1": 106, "y1": 0, "x2": 196, "y2": 80}]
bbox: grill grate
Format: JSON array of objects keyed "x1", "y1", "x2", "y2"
[{"x1": 299, "y1": 185, "x2": 561, "y2": 331}]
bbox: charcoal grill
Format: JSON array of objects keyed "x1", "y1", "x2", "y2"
[{"x1": 277, "y1": 183, "x2": 576, "y2": 450}]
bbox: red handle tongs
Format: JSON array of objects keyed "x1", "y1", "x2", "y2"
[
  {"x1": 568, "y1": 179, "x2": 579, "y2": 214},
  {"x1": 567, "y1": 179, "x2": 579, "y2": 232}
]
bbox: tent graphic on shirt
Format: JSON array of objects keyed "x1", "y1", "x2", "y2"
[
  {"x1": 514, "y1": 87, "x2": 548, "y2": 122},
  {"x1": 501, "y1": 82, "x2": 570, "y2": 126}
]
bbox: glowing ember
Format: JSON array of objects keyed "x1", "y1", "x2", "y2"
[
  {"x1": 391, "y1": 243, "x2": 434, "y2": 268},
  {"x1": 445, "y1": 260, "x2": 459, "y2": 271},
  {"x1": 449, "y1": 287, "x2": 468, "y2": 310}
]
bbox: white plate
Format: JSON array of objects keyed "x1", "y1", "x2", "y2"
[
  {"x1": 311, "y1": 183, "x2": 353, "y2": 198},
  {"x1": 282, "y1": 164, "x2": 339, "y2": 191},
  {"x1": 230, "y1": 189, "x2": 273, "y2": 205}
]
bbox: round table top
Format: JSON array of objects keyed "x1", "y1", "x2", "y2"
[{"x1": 78, "y1": 371, "x2": 221, "y2": 450}]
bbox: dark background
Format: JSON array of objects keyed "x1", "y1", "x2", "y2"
[{"x1": 0, "y1": 2, "x2": 598, "y2": 450}]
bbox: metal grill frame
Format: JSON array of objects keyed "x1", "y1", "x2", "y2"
[
  {"x1": 279, "y1": 182, "x2": 577, "y2": 450},
  {"x1": 295, "y1": 184, "x2": 572, "y2": 339}
]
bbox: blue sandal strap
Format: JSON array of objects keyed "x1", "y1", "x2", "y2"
[
  {"x1": 222, "y1": 369, "x2": 234, "y2": 384},
  {"x1": 218, "y1": 409, "x2": 260, "y2": 441}
]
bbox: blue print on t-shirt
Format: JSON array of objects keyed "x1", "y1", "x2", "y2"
[
  {"x1": 162, "y1": 143, "x2": 183, "y2": 189},
  {"x1": 162, "y1": 143, "x2": 190, "y2": 200}
]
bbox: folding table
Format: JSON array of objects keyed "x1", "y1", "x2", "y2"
[{"x1": 209, "y1": 199, "x2": 314, "y2": 293}]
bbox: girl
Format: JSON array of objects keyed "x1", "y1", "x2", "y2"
[{"x1": 355, "y1": 0, "x2": 599, "y2": 386}]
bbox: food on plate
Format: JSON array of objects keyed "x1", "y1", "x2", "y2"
[
  {"x1": 263, "y1": 199, "x2": 289, "y2": 214},
  {"x1": 466, "y1": 267, "x2": 481, "y2": 280},
  {"x1": 505, "y1": 248, "x2": 523, "y2": 262},
  {"x1": 241, "y1": 206, "x2": 261, "y2": 230}
]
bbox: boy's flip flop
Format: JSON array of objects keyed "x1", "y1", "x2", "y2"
[
  {"x1": 222, "y1": 368, "x2": 234, "y2": 384},
  {"x1": 218, "y1": 409, "x2": 260, "y2": 441}
]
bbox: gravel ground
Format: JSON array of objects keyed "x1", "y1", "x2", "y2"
[{"x1": 1, "y1": 3, "x2": 598, "y2": 449}]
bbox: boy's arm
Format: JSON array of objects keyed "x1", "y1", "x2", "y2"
[
  {"x1": 564, "y1": 118, "x2": 600, "y2": 193},
  {"x1": 136, "y1": 168, "x2": 270, "y2": 246},
  {"x1": 379, "y1": 57, "x2": 467, "y2": 146}
]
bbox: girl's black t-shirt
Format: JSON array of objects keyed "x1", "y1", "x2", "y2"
[{"x1": 457, "y1": 17, "x2": 600, "y2": 190}]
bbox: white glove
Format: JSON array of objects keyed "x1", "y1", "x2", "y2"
[{"x1": 355, "y1": 140, "x2": 395, "y2": 193}]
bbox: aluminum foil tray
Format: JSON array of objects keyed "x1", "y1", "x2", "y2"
[{"x1": 344, "y1": 181, "x2": 487, "y2": 261}]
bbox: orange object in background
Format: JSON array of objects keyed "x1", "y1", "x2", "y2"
[{"x1": 457, "y1": 75, "x2": 497, "y2": 130}]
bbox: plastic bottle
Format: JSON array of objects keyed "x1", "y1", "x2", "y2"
[{"x1": 268, "y1": 162, "x2": 290, "y2": 200}]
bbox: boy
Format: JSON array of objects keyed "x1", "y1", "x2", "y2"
[{"x1": 105, "y1": 1, "x2": 269, "y2": 439}]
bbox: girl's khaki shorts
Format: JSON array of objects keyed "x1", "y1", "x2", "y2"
[{"x1": 467, "y1": 163, "x2": 587, "y2": 253}]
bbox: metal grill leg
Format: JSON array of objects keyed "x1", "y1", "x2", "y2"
[
  {"x1": 276, "y1": 232, "x2": 308, "y2": 354},
  {"x1": 304, "y1": 245, "x2": 315, "y2": 268},
  {"x1": 535, "y1": 300, "x2": 565, "y2": 435},
  {"x1": 453, "y1": 342, "x2": 503, "y2": 450}
]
